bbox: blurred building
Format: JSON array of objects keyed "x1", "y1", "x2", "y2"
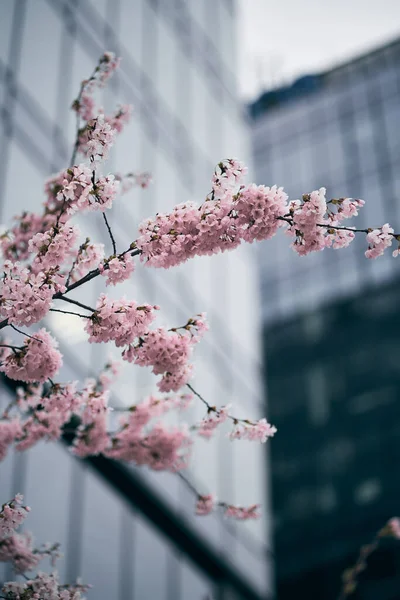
[
  {"x1": 250, "y1": 38, "x2": 400, "y2": 599},
  {"x1": 0, "y1": 1, "x2": 271, "y2": 599}
]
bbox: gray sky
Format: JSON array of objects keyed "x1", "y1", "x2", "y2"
[{"x1": 239, "y1": 0, "x2": 400, "y2": 99}]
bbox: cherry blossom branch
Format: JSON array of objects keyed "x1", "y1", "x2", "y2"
[
  {"x1": 176, "y1": 472, "x2": 261, "y2": 519},
  {"x1": 0, "y1": 494, "x2": 91, "y2": 598},
  {"x1": 277, "y1": 215, "x2": 400, "y2": 238},
  {"x1": 61, "y1": 247, "x2": 141, "y2": 295},
  {"x1": 9, "y1": 325, "x2": 42, "y2": 342},
  {"x1": 65, "y1": 238, "x2": 90, "y2": 288},
  {"x1": 56, "y1": 295, "x2": 95, "y2": 313},
  {"x1": 49, "y1": 308, "x2": 91, "y2": 319},
  {"x1": 102, "y1": 212, "x2": 116, "y2": 255},
  {"x1": 338, "y1": 518, "x2": 400, "y2": 600},
  {"x1": 0, "y1": 248, "x2": 141, "y2": 331},
  {"x1": 186, "y1": 383, "x2": 277, "y2": 441},
  {"x1": 0, "y1": 344, "x2": 23, "y2": 351}
]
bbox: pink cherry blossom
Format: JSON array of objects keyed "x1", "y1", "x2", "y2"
[
  {"x1": 29, "y1": 224, "x2": 79, "y2": 269},
  {"x1": 115, "y1": 171, "x2": 153, "y2": 193},
  {"x1": 73, "y1": 89, "x2": 96, "y2": 121},
  {"x1": 69, "y1": 240, "x2": 105, "y2": 281},
  {"x1": 105, "y1": 104, "x2": 132, "y2": 133},
  {"x1": 365, "y1": 223, "x2": 394, "y2": 258},
  {"x1": 211, "y1": 158, "x2": 247, "y2": 200},
  {"x1": 335, "y1": 197, "x2": 365, "y2": 220},
  {"x1": 229, "y1": 418, "x2": 277, "y2": 443},
  {"x1": 224, "y1": 504, "x2": 261, "y2": 520},
  {"x1": 0, "y1": 262, "x2": 65, "y2": 326},
  {"x1": 100, "y1": 254, "x2": 135, "y2": 286},
  {"x1": 85, "y1": 294, "x2": 158, "y2": 346},
  {"x1": 388, "y1": 517, "x2": 400, "y2": 539},
  {"x1": 0, "y1": 419, "x2": 22, "y2": 461},
  {"x1": 97, "y1": 52, "x2": 121, "y2": 85},
  {"x1": 0, "y1": 495, "x2": 30, "y2": 539},
  {"x1": 0, "y1": 329, "x2": 62, "y2": 383},
  {"x1": 197, "y1": 406, "x2": 230, "y2": 439},
  {"x1": 0, "y1": 532, "x2": 41, "y2": 573},
  {"x1": 1, "y1": 212, "x2": 57, "y2": 262},
  {"x1": 157, "y1": 363, "x2": 194, "y2": 393},
  {"x1": 16, "y1": 409, "x2": 67, "y2": 452},
  {"x1": 73, "y1": 383, "x2": 110, "y2": 457},
  {"x1": 78, "y1": 115, "x2": 116, "y2": 163},
  {"x1": 195, "y1": 495, "x2": 215, "y2": 516}
]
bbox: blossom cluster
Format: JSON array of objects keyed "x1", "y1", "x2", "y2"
[
  {"x1": 49, "y1": 164, "x2": 120, "y2": 215},
  {"x1": 29, "y1": 224, "x2": 79, "y2": 270},
  {"x1": 0, "y1": 494, "x2": 30, "y2": 538},
  {"x1": 115, "y1": 171, "x2": 153, "y2": 193},
  {"x1": 195, "y1": 495, "x2": 261, "y2": 520},
  {"x1": 0, "y1": 328, "x2": 62, "y2": 383},
  {"x1": 99, "y1": 253, "x2": 135, "y2": 286},
  {"x1": 0, "y1": 262, "x2": 65, "y2": 326},
  {"x1": 0, "y1": 495, "x2": 89, "y2": 599},
  {"x1": 136, "y1": 161, "x2": 289, "y2": 268},
  {"x1": 123, "y1": 314, "x2": 208, "y2": 392},
  {"x1": 286, "y1": 190, "x2": 365, "y2": 255},
  {"x1": 85, "y1": 293, "x2": 158, "y2": 346}
]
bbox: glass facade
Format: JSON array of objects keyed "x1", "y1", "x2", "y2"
[
  {"x1": 251, "y1": 38, "x2": 400, "y2": 600},
  {"x1": 0, "y1": 1, "x2": 270, "y2": 599}
]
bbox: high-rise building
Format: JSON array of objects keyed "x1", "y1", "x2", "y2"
[
  {"x1": 0, "y1": 2, "x2": 271, "y2": 599},
  {"x1": 250, "y1": 38, "x2": 400, "y2": 599}
]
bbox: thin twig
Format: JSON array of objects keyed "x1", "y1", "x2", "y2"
[
  {"x1": 10, "y1": 324, "x2": 43, "y2": 343},
  {"x1": 50, "y1": 308, "x2": 92, "y2": 319},
  {"x1": 102, "y1": 212, "x2": 117, "y2": 255},
  {"x1": 57, "y1": 296, "x2": 95, "y2": 312},
  {"x1": 0, "y1": 344, "x2": 23, "y2": 351},
  {"x1": 186, "y1": 382, "x2": 258, "y2": 427}
]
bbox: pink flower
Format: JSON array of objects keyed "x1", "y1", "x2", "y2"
[
  {"x1": 0, "y1": 532, "x2": 41, "y2": 572},
  {"x1": 336, "y1": 197, "x2": 365, "y2": 220},
  {"x1": 73, "y1": 383, "x2": 110, "y2": 458},
  {"x1": 289, "y1": 188, "x2": 328, "y2": 256},
  {"x1": 98, "y1": 52, "x2": 121, "y2": 85},
  {"x1": 105, "y1": 104, "x2": 133, "y2": 133},
  {"x1": 123, "y1": 328, "x2": 196, "y2": 391},
  {"x1": 100, "y1": 254, "x2": 135, "y2": 286},
  {"x1": 196, "y1": 495, "x2": 215, "y2": 516},
  {"x1": 224, "y1": 504, "x2": 261, "y2": 520},
  {"x1": 0, "y1": 419, "x2": 22, "y2": 461},
  {"x1": 0, "y1": 495, "x2": 30, "y2": 539},
  {"x1": 388, "y1": 517, "x2": 400, "y2": 539},
  {"x1": 70, "y1": 241, "x2": 105, "y2": 281},
  {"x1": 157, "y1": 363, "x2": 193, "y2": 393},
  {"x1": 0, "y1": 329, "x2": 62, "y2": 383},
  {"x1": 211, "y1": 158, "x2": 247, "y2": 200},
  {"x1": 229, "y1": 418, "x2": 277, "y2": 443},
  {"x1": 0, "y1": 261, "x2": 64, "y2": 326},
  {"x1": 29, "y1": 224, "x2": 79, "y2": 270},
  {"x1": 16, "y1": 409, "x2": 67, "y2": 451},
  {"x1": 365, "y1": 223, "x2": 394, "y2": 259},
  {"x1": 198, "y1": 406, "x2": 230, "y2": 439},
  {"x1": 115, "y1": 171, "x2": 153, "y2": 193},
  {"x1": 136, "y1": 161, "x2": 288, "y2": 269},
  {"x1": 78, "y1": 115, "x2": 116, "y2": 163},
  {"x1": 1, "y1": 212, "x2": 57, "y2": 262},
  {"x1": 85, "y1": 294, "x2": 157, "y2": 347}
]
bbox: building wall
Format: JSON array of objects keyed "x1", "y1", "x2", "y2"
[
  {"x1": 251, "y1": 38, "x2": 400, "y2": 600},
  {"x1": 0, "y1": 1, "x2": 270, "y2": 598},
  {"x1": 251, "y1": 40, "x2": 400, "y2": 324}
]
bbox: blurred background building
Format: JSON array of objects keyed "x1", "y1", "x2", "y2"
[
  {"x1": 0, "y1": 1, "x2": 271, "y2": 599},
  {"x1": 251, "y1": 38, "x2": 400, "y2": 599}
]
